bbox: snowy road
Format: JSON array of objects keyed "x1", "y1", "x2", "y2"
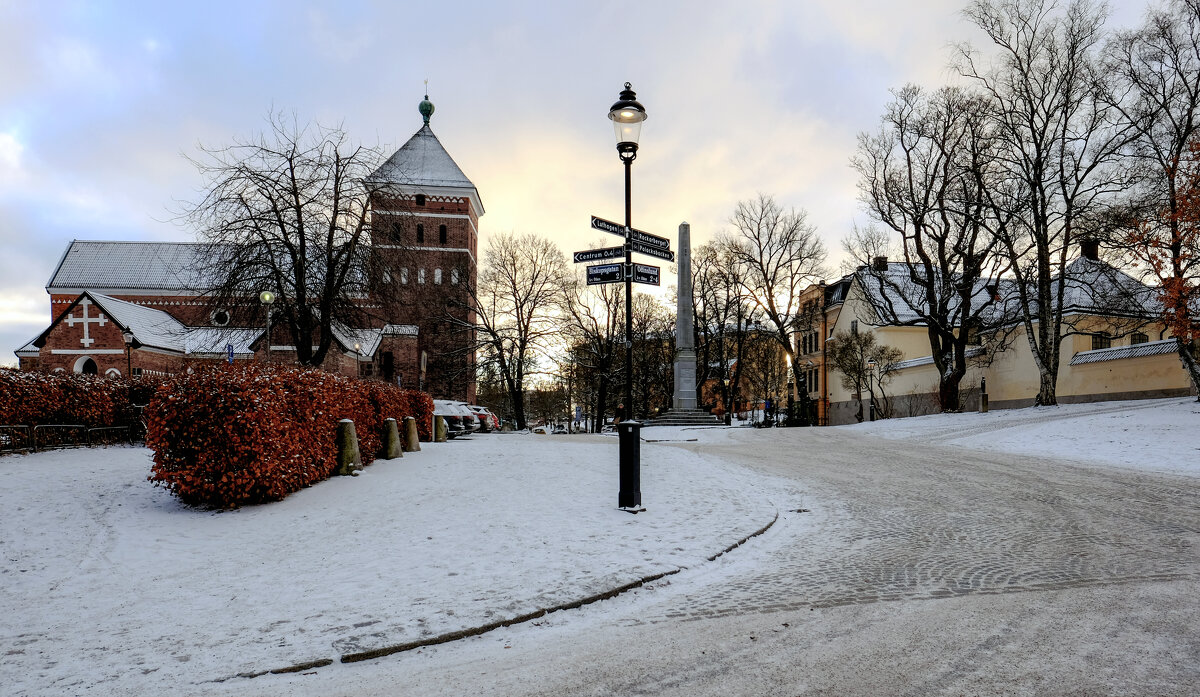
[{"x1": 243, "y1": 416, "x2": 1200, "y2": 696}]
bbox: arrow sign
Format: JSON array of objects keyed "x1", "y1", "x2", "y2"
[
  {"x1": 631, "y1": 240, "x2": 675, "y2": 262},
  {"x1": 573, "y1": 246, "x2": 624, "y2": 263},
  {"x1": 590, "y1": 215, "x2": 671, "y2": 250},
  {"x1": 586, "y1": 263, "x2": 623, "y2": 285},
  {"x1": 633, "y1": 264, "x2": 660, "y2": 286}
]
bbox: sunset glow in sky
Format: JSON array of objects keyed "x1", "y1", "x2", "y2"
[{"x1": 0, "y1": 0, "x2": 1150, "y2": 363}]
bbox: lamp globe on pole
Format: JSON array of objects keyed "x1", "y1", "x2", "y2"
[
  {"x1": 608, "y1": 82, "x2": 647, "y2": 163},
  {"x1": 259, "y1": 290, "x2": 276, "y2": 364}
]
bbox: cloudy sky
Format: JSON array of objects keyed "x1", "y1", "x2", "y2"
[{"x1": 0, "y1": 0, "x2": 1149, "y2": 365}]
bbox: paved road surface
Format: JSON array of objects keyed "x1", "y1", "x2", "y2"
[{"x1": 244, "y1": 426, "x2": 1200, "y2": 696}]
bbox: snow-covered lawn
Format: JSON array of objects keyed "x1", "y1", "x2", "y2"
[
  {"x1": 841, "y1": 396, "x2": 1200, "y2": 475},
  {"x1": 0, "y1": 431, "x2": 784, "y2": 696}
]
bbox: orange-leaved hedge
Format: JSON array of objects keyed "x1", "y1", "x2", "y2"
[
  {"x1": 145, "y1": 364, "x2": 433, "y2": 507},
  {"x1": 0, "y1": 367, "x2": 156, "y2": 428}
]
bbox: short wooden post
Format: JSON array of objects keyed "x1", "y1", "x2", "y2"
[
  {"x1": 434, "y1": 415, "x2": 448, "y2": 442},
  {"x1": 336, "y1": 419, "x2": 363, "y2": 476},
  {"x1": 403, "y1": 416, "x2": 421, "y2": 452},
  {"x1": 381, "y1": 418, "x2": 403, "y2": 459}
]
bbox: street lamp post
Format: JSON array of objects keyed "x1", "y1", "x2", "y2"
[
  {"x1": 866, "y1": 357, "x2": 877, "y2": 422},
  {"x1": 259, "y1": 290, "x2": 275, "y2": 364},
  {"x1": 609, "y1": 82, "x2": 647, "y2": 511}
]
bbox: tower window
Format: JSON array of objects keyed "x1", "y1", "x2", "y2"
[
  {"x1": 400, "y1": 268, "x2": 409, "y2": 284},
  {"x1": 417, "y1": 224, "x2": 424, "y2": 243},
  {"x1": 382, "y1": 270, "x2": 392, "y2": 284},
  {"x1": 439, "y1": 224, "x2": 447, "y2": 244},
  {"x1": 451, "y1": 268, "x2": 459, "y2": 285},
  {"x1": 418, "y1": 268, "x2": 426, "y2": 284},
  {"x1": 415, "y1": 194, "x2": 425, "y2": 206},
  {"x1": 434, "y1": 268, "x2": 443, "y2": 284}
]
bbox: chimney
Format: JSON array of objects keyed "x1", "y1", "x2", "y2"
[
  {"x1": 871, "y1": 256, "x2": 888, "y2": 272},
  {"x1": 1080, "y1": 239, "x2": 1100, "y2": 261}
]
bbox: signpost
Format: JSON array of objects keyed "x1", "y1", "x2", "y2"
[
  {"x1": 630, "y1": 240, "x2": 674, "y2": 262},
  {"x1": 586, "y1": 263, "x2": 623, "y2": 285},
  {"x1": 633, "y1": 263, "x2": 660, "y2": 286},
  {"x1": 591, "y1": 215, "x2": 670, "y2": 249},
  {"x1": 573, "y1": 246, "x2": 624, "y2": 264}
]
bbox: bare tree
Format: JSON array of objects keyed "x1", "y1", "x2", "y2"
[
  {"x1": 185, "y1": 112, "x2": 385, "y2": 366},
  {"x1": 722, "y1": 194, "x2": 828, "y2": 399},
  {"x1": 958, "y1": 0, "x2": 1133, "y2": 405},
  {"x1": 464, "y1": 232, "x2": 568, "y2": 431},
  {"x1": 1107, "y1": 0, "x2": 1200, "y2": 396},
  {"x1": 851, "y1": 85, "x2": 1012, "y2": 412},
  {"x1": 561, "y1": 263, "x2": 624, "y2": 431},
  {"x1": 691, "y1": 241, "x2": 760, "y2": 423},
  {"x1": 630, "y1": 293, "x2": 676, "y2": 419},
  {"x1": 826, "y1": 329, "x2": 905, "y2": 422}
]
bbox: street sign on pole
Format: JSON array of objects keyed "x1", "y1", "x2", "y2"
[
  {"x1": 226, "y1": 343, "x2": 234, "y2": 364},
  {"x1": 632, "y1": 264, "x2": 660, "y2": 286},
  {"x1": 590, "y1": 215, "x2": 671, "y2": 250},
  {"x1": 630, "y1": 240, "x2": 675, "y2": 262},
  {"x1": 586, "y1": 263, "x2": 623, "y2": 285},
  {"x1": 573, "y1": 246, "x2": 624, "y2": 263}
]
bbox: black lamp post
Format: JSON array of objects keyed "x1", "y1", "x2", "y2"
[
  {"x1": 259, "y1": 290, "x2": 275, "y2": 363},
  {"x1": 609, "y1": 82, "x2": 647, "y2": 510}
]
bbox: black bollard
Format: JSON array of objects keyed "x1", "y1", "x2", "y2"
[{"x1": 617, "y1": 420, "x2": 641, "y2": 509}]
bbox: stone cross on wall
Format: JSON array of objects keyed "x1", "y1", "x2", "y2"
[{"x1": 65, "y1": 298, "x2": 107, "y2": 347}]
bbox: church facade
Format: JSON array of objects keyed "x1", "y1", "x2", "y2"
[{"x1": 14, "y1": 98, "x2": 481, "y2": 403}]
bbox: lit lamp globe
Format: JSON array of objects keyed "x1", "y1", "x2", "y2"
[
  {"x1": 608, "y1": 82, "x2": 647, "y2": 162},
  {"x1": 259, "y1": 290, "x2": 276, "y2": 305}
]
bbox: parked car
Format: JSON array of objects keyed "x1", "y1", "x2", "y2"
[
  {"x1": 467, "y1": 405, "x2": 499, "y2": 432},
  {"x1": 433, "y1": 400, "x2": 478, "y2": 438}
]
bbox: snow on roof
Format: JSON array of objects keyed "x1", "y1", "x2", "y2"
[
  {"x1": 1069, "y1": 338, "x2": 1178, "y2": 365},
  {"x1": 14, "y1": 335, "x2": 39, "y2": 357},
  {"x1": 1054, "y1": 257, "x2": 1157, "y2": 316},
  {"x1": 183, "y1": 327, "x2": 261, "y2": 357},
  {"x1": 85, "y1": 292, "x2": 190, "y2": 353},
  {"x1": 47, "y1": 240, "x2": 218, "y2": 292},
  {"x1": 854, "y1": 264, "x2": 1002, "y2": 326},
  {"x1": 890, "y1": 346, "x2": 987, "y2": 371},
  {"x1": 368, "y1": 125, "x2": 484, "y2": 213},
  {"x1": 332, "y1": 324, "x2": 382, "y2": 358}
]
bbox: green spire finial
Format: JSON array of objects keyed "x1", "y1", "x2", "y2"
[{"x1": 419, "y1": 79, "x2": 434, "y2": 125}]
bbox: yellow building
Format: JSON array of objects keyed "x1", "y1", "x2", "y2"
[{"x1": 803, "y1": 256, "x2": 1196, "y2": 426}]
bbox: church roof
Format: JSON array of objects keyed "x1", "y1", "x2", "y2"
[
  {"x1": 47, "y1": 240, "x2": 216, "y2": 293},
  {"x1": 368, "y1": 125, "x2": 484, "y2": 213}
]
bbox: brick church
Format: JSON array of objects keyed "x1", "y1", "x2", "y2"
[{"x1": 15, "y1": 96, "x2": 481, "y2": 402}]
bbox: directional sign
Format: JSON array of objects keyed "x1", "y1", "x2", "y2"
[
  {"x1": 573, "y1": 246, "x2": 624, "y2": 264},
  {"x1": 586, "y1": 263, "x2": 623, "y2": 285},
  {"x1": 631, "y1": 240, "x2": 675, "y2": 262},
  {"x1": 633, "y1": 264, "x2": 660, "y2": 286},
  {"x1": 590, "y1": 215, "x2": 671, "y2": 250}
]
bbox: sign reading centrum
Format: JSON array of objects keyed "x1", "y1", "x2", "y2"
[
  {"x1": 590, "y1": 216, "x2": 671, "y2": 250},
  {"x1": 573, "y1": 246, "x2": 624, "y2": 264},
  {"x1": 586, "y1": 263, "x2": 623, "y2": 285}
]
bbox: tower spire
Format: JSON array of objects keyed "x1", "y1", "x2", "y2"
[{"x1": 419, "y1": 80, "x2": 434, "y2": 125}]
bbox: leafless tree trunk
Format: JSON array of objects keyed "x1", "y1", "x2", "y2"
[
  {"x1": 958, "y1": 0, "x2": 1132, "y2": 405},
  {"x1": 722, "y1": 194, "x2": 827, "y2": 404},
  {"x1": 851, "y1": 85, "x2": 1012, "y2": 412},
  {"x1": 692, "y1": 242, "x2": 761, "y2": 423},
  {"x1": 184, "y1": 112, "x2": 386, "y2": 366},
  {"x1": 562, "y1": 263, "x2": 624, "y2": 431},
  {"x1": 457, "y1": 232, "x2": 568, "y2": 431},
  {"x1": 1107, "y1": 0, "x2": 1200, "y2": 397}
]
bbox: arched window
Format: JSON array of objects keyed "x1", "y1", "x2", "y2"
[
  {"x1": 382, "y1": 270, "x2": 392, "y2": 284},
  {"x1": 400, "y1": 268, "x2": 409, "y2": 284},
  {"x1": 434, "y1": 268, "x2": 442, "y2": 284},
  {"x1": 418, "y1": 268, "x2": 426, "y2": 284},
  {"x1": 416, "y1": 224, "x2": 425, "y2": 243},
  {"x1": 439, "y1": 224, "x2": 447, "y2": 244},
  {"x1": 74, "y1": 356, "x2": 98, "y2": 375},
  {"x1": 451, "y1": 268, "x2": 459, "y2": 285},
  {"x1": 105, "y1": 368, "x2": 121, "y2": 378}
]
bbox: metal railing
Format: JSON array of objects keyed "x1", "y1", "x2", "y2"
[{"x1": 0, "y1": 423, "x2": 137, "y2": 453}]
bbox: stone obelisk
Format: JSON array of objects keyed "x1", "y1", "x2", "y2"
[{"x1": 673, "y1": 222, "x2": 697, "y2": 410}]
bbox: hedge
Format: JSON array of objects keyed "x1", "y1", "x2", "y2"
[
  {"x1": 0, "y1": 368, "x2": 157, "y2": 428},
  {"x1": 145, "y1": 365, "x2": 433, "y2": 508}
]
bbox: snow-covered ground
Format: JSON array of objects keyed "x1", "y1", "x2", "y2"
[
  {"x1": 841, "y1": 396, "x2": 1200, "y2": 476},
  {"x1": 3, "y1": 397, "x2": 1196, "y2": 696},
  {"x1": 0, "y1": 430, "x2": 787, "y2": 696}
]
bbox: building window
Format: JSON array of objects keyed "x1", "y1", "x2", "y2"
[
  {"x1": 1091, "y1": 332, "x2": 1112, "y2": 350},
  {"x1": 74, "y1": 356, "x2": 98, "y2": 375},
  {"x1": 415, "y1": 194, "x2": 425, "y2": 206},
  {"x1": 967, "y1": 328, "x2": 981, "y2": 345},
  {"x1": 1130, "y1": 332, "x2": 1148, "y2": 345},
  {"x1": 382, "y1": 270, "x2": 392, "y2": 284},
  {"x1": 418, "y1": 268, "x2": 426, "y2": 284},
  {"x1": 390, "y1": 222, "x2": 403, "y2": 243},
  {"x1": 434, "y1": 268, "x2": 442, "y2": 284},
  {"x1": 439, "y1": 224, "x2": 447, "y2": 244},
  {"x1": 851, "y1": 320, "x2": 859, "y2": 336},
  {"x1": 132, "y1": 367, "x2": 143, "y2": 377},
  {"x1": 210, "y1": 309, "x2": 230, "y2": 327},
  {"x1": 417, "y1": 224, "x2": 424, "y2": 243},
  {"x1": 451, "y1": 268, "x2": 459, "y2": 285},
  {"x1": 105, "y1": 368, "x2": 121, "y2": 378},
  {"x1": 400, "y1": 268, "x2": 409, "y2": 284}
]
